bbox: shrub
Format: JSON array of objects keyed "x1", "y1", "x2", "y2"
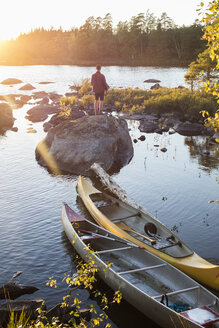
[
  {"x1": 135, "y1": 88, "x2": 218, "y2": 117},
  {"x1": 79, "y1": 78, "x2": 92, "y2": 96},
  {"x1": 81, "y1": 94, "x2": 95, "y2": 106},
  {"x1": 60, "y1": 96, "x2": 77, "y2": 106}
]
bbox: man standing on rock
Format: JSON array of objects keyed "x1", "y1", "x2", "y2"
[{"x1": 91, "y1": 65, "x2": 109, "y2": 115}]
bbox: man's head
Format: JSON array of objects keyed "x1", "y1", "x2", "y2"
[{"x1": 96, "y1": 65, "x2": 101, "y2": 71}]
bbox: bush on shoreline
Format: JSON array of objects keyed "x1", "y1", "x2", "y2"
[
  {"x1": 105, "y1": 87, "x2": 218, "y2": 118},
  {"x1": 6, "y1": 251, "x2": 122, "y2": 328}
]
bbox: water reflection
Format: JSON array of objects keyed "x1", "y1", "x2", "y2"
[{"x1": 185, "y1": 136, "x2": 219, "y2": 172}]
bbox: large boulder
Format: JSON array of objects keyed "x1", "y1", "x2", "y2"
[
  {"x1": 43, "y1": 108, "x2": 85, "y2": 131},
  {"x1": 0, "y1": 103, "x2": 14, "y2": 131},
  {"x1": 36, "y1": 115, "x2": 134, "y2": 175}
]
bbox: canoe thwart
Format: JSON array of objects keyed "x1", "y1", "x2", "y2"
[
  {"x1": 152, "y1": 286, "x2": 200, "y2": 300},
  {"x1": 94, "y1": 246, "x2": 134, "y2": 255},
  {"x1": 118, "y1": 263, "x2": 167, "y2": 275}
]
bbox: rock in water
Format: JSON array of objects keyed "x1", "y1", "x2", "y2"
[
  {"x1": 1, "y1": 78, "x2": 23, "y2": 85},
  {"x1": 0, "y1": 299, "x2": 44, "y2": 327},
  {"x1": 19, "y1": 83, "x2": 35, "y2": 90},
  {"x1": 0, "y1": 280, "x2": 38, "y2": 300},
  {"x1": 36, "y1": 115, "x2": 134, "y2": 175},
  {"x1": 0, "y1": 103, "x2": 14, "y2": 131},
  {"x1": 174, "y1": 122, "x2": 210, "y2": 136}
]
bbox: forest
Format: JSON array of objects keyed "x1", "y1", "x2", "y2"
[{"x1": 0, "y1": 11, "x2": 206, "y2": 67}]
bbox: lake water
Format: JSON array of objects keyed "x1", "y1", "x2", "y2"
[{"x1": 0, "y1": 66, "x2": 218, "y2": 327}]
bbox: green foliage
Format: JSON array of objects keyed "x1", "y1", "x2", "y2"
[
  {"x1": 80, "y1": 94, "x2": 95, "y2": 107},
  {"x1": 105, "y1": 88, "x2": 150, "y2": 108},
  {"x1": 184, "y1": 49, "x2": 218, "y2": 91},
  {"x1": 200, "y1": 0, "x2": 219, "y2": 69},
  {"x1": 58, "y1": 96, "x2": 78, "y2": 119},
  {"x1": 196, "y1": 1, "x2": 219, "y2": 147},
  {"x1": 198, "y1": 0, "x2": 219, "y2": 101},
  {"x1": 202, "y1": 110, "x2": 219, "y2": 134},
  {"x1": 78, "y1": 78, "x2": 92, "y2": 96},
  {"x1": 0, "y1": 13, "x2": 205, "y2": 66},
  {"x1": 143, "y1": 88, "x2": 217, "y2": 116},
  {"x1": 105, "y1": 87, "x2": 218, "y2": 117},
  {"x1": 60, "y1": 96, "x2": 77, "y2": 106},
  {"x1": 7, "y1": 251, "x2": 122, "y2": 328},
  {"x1": 59, "y1": 106, "x2": 72, "y2": 118}
]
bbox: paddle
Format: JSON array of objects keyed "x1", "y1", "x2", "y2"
[{"x1": 117, "y1": 223, "x2": 156, "y2": 245}]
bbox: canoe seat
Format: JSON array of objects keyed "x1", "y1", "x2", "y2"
[
  {"x1": 78, "y1": 229, "x2": 102, "y2": 242},
  {"x1": 180, "y1": 306, "x2": 219, "y2": 326},
  {"x1": 94, "y1": 246, "x2": 134, "y2": 255},
  {"x1": 81, "y1": 235, "x2": 101, "y2": 242}
]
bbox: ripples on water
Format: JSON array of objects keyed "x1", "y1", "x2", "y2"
[{"x1": 0, "y1": 66, "x2": 218, "y2": 327}]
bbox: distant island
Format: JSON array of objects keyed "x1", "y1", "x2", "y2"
[{"x1": 0, "y1": 12, "x2": 205, "y2": 67}]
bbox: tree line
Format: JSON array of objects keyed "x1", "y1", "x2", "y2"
[{"x1": 0, "y1": 11, "x2": 206, "y2": 66}]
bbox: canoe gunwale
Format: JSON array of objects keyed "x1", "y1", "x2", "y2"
[{"x1": 61, "y1": 202, "x2": 219, "y2": 328}]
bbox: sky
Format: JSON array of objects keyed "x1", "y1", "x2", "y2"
[{"x1": 0, "y1": 0, "x2": 208, "y2": 40}]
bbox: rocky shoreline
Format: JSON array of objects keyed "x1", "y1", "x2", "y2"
[
  {"x1": 0, "y1": 81, "x2": 215, "y2": 137},
  {"x1": 0, "y1": 81, "x2": 217, "y2": 175}
]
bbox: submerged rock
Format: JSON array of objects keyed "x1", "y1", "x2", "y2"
[
  {"x1": 144, "y1": 79, "x2": 161, "y2": 83},
  {"x1": 26, "y1": 104, "x2": 59, "y2": 122},
  {"x1": 36, "y1": 115, "x2": 134, "y2": 175},
  {"x1": 32, "y1": 91, "x2": 49, "y2": 99},
  {"x1": 0, "y1": 103, "x2": 14, "y2": 131},
  {"x1": 39, "y1": 81, "x2": 55, "y2": 84}
]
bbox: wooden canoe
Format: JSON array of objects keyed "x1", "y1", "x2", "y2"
[
  {"x1": 76, "y1": 176, "x2": 219, "y2": 291},
  {"x1": 61, "y1": 202, "x2": 219, "y2": 328}
]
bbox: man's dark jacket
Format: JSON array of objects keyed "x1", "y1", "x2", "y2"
[{"x1": 91, "y1": 71, "x2": 108, "y2": 93}]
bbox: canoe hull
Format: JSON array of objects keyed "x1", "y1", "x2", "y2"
[
  {"x1": 76, "y1": 176, "x2": 219, "y2": 291},
  {"x1": 61, "y1": 203, "x2": 219, "y2": 328}
]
